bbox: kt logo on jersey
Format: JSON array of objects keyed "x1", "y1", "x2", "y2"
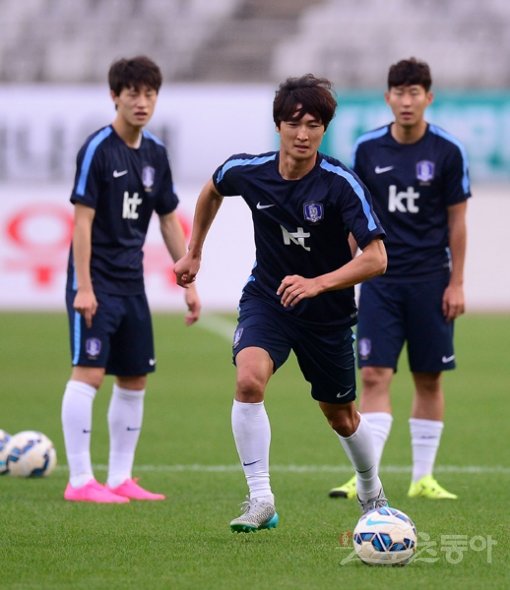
[
  {"x1": 123, "y1": 192, "x2": 143, "y2": 219},
  {"x1": 388, "y1": 186, "x2": 420, "y2": 213}
]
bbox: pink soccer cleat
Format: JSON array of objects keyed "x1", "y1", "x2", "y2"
[
  {"x1": 107, "y1": 477, "x2": 166, "y2": 501},
  {"x1": 64, "y1": 479, "x2": 130, "y2": 503}
]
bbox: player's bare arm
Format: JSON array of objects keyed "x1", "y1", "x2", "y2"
[
  {"x1": 443, "y1": 201, "x2": 468, "y2": 321},
  {"x1": 174, "y1": 179, "x2": 224, "y2": 287},
  {"x1": 159, "y1": 211, "x2": 201, "y2": 325},
  {"x1": 159, "y1": 210, "x2": 189, "y2": 261},
  {"x1": 72, "y1": 203, "x2": 97, "y2": 328},
  {"x1": 348, "y1": 233, "x2": 359, "y2": 258},
  {"x1": 278, "y1": 238, "x2": 387, "y2": 308}
]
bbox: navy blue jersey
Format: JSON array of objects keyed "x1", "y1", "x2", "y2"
[
  {"x1": 66, "y1": 125, "x2": 179, "y2": 295},
  {"x1": 213, "y1": 151, "x2": 385, "y2": 327},
  {"x1": 352, "y1": 123, "x2": 471, "y2": 279}
]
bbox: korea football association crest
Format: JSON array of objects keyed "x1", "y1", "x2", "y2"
[
  {"x1": 85, "y1": 337, "x2": 102, "y2": 359},
  {"x1": 142, "y1": 166, "x2": 155, "y2": 192},
  {"x1": 233, "y1": 327, "x2": 243, "y2": 349},
  {"x1": 303, "y1": 201, "x2": 324, "y2": 224},
  {"x1": 416, "y1": 160, "x2": 435, "y2": 184},
  {"x1": 358, "y1": 338, "x2": 372, "y2": 361}
]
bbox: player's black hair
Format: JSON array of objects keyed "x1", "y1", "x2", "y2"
[
  {"x1": 108, "y1": 55, "x2": 163, "y2": 96},
  {"x1": 273, "y1": 74, "x2": 337, "y2": 130},
  {"x1": 387, "y1": 57, "x2": 432, "y2": 91}
]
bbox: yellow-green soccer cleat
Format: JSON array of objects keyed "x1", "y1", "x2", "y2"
[
  {"x1": 328, "y1": 475, "x2": 357, "y2": 499},
  {"x1": 407, "y1": 475, "x2": 458, "y2": 499}
]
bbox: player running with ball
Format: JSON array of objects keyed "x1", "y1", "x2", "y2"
[{"x1": 176, "y1": 74, "x2": 389, "y2": 532}]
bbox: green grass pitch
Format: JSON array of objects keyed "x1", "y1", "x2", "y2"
[{"x1": 1, "y1": 311, "x2": 509, "y2": 589}]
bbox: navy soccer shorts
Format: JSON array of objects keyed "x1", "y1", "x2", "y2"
[
  {"x1": 356, "y1": 274, "x2": 455, "y2": 373},
  {"x1": 66, "y1": 289, "x2": 156, "y2": 376},
  {"x1": 232, "y1": 296, "x2": 356, "y2": 404}
]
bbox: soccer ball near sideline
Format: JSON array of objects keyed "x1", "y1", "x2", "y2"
[
  {"x1": 6, "y1": 430, "x2": 57, "y2": 477},
  {"x1": 0, "y1": 429, "x2": 12, "y2": 474},
  {"x1": 353, "y1": 506, "x2": 417, "y2": 566}
]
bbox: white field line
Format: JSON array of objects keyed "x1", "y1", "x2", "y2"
[
  {"x1": 56, "y1": 464, "x2": 510, "y2": 474},
  {"x1": 198, "y1": 313, "x2": 237, "y2": 341},
  {"x1": 180, "y1": 316, "x2": 510, "y2": 476}
]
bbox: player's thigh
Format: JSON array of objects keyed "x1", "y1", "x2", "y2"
[
  {"x1": 404, "y1": 276, "x2": 455, "y2": 373},
  {"x1": 235, "y1": 346, "x2": 275, "y2": 401},
  {"x1": 66, "y1": 288, "x2": 119, "y2": 369},
  {"x1": 293, "y1": 325, "x2": 357, "y2": 404},
  {"x1": 107, "y1": 293, "x2": 155, "y2": 377},
  {"x1": 357, "y1": 279, "x2": 406, "y2": 371}
]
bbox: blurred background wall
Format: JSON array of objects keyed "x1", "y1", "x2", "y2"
[{"x1": 0, "y1": 0, "x2": 509, "y2": 311}]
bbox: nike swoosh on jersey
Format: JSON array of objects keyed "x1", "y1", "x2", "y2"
[
  {"x1": 256, "y1": 202, "x2": 275, "y2": 210},
  {"x1": 442, "y1": 355, "x2": 455, "y2": 363},
  {"x1": 113, "y1": 169, "x2": 128, "y2": 178},
  {"x1": 374, "y1": 165, "x2": 394, "y2": 174}
]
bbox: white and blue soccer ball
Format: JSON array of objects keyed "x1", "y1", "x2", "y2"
[
  {"x1": 5, "y1": 430, "x2": 57, "y2": 477},
  {"x1": 353, "y1": 506, "x2": 417, "y2": 566},
  {"x1": 0, "y1": 429, "x2": 12, "y2": 474}
]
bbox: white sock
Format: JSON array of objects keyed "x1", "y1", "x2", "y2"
[
  {"x1": 363, "y1": 412, "x2": 393, "y2": 470},
  {"x1": 231, "y1": 400, "x2": 273, "y2": 503},
  {"x1": 409, "y1": 418, "x2": 444, "y2": 482},
  {"x1": 338, "y1": 413, "x2": 382, "y2": 501},
  {"x1": 61, "y1": 380, "x2": 97, "y2": 488},
  {"x1": 107, "y1": 384, "x2": 145, "y2": 488}
]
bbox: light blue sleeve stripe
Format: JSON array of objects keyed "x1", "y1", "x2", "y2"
[
  {"x1": 320, "y1": 160, "x2": 377, "y2": 230},
  {"x1": 429, "y1": 124, "x2": 471, "y2": 193},
  {"x1": 352, "y1": 127, "x2": 388, "y2": 168},
  {"x1": 215, "y1": 154, "x2": 276, "y2": 183},
  {"x1": 76, "y1": 127, "x2": 112, "y2": 196},
  {"x1": 143, "y1": 129, "x2": 165, "y2": 146},
  {"x1": 72, "y1": 311, "x2": 81, "y2": 365}
]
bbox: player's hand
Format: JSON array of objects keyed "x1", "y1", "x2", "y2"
[
  {"x1": 442, "y1": 283, "x2": 465, "y2": 321},
  {"x1": 174, "y1": 253, "x2": 200, "y2": 288},
  {"x1": 277, "y1": 275, "x2": 319, "y2": 308},
  {"x1": 184, "y1": 284, "x2": 201, "y2": 326},
  {"x1": 73, "y1": 288, "x2": 98, "y2": 328}
]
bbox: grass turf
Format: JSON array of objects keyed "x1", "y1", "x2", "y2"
[{"x1": 1, "y1": 312, "x2": 509, "y2": 589}]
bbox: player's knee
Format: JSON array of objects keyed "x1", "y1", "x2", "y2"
[
  {"x1": 361, "y1": 366, "x2": 391, "y2": 395},
  {"x1": 414, "y1": 372, "x2": 442, "y2": 397},
  {"x1": 361, "y1": 366, "x2": 380, "y2": 388},
  {"x1": 70, "y1": 366, "x2": 104, "y2": 390},
  {"x1": 236, "y1": 371, "x2": 266, "y2": 402}
]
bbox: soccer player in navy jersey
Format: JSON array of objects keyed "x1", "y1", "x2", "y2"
[
  {"x1": 329, "y1": 58, "x2": 470, "y2": 501},
  {"x1": 61, "y1": 56, "x2": 201, "y2": 503},
  {"x1": 175, "y1": 74, "x2": 389, "y2": 532}
]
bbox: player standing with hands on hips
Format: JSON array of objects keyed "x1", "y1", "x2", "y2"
[
  {"x1": 329, "y1": 57, "x2": 470, "y2": 501},
  {"x1": 176, "y1": 74, "x2": 389, "y2": 532},
  {"x1": 62, "y1": 56, "x2": 201, "y2": 503}
]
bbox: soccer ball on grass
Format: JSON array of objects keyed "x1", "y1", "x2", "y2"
[
  {"x1": 5, "y1": 430, "x2": 57, "y2": 477},
  {"x1": 0, "y1": 429, "x2": 12, "y2": 474},
  {"x1": 353, "y1": 506, "x2": 417, "y2": 566}
]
